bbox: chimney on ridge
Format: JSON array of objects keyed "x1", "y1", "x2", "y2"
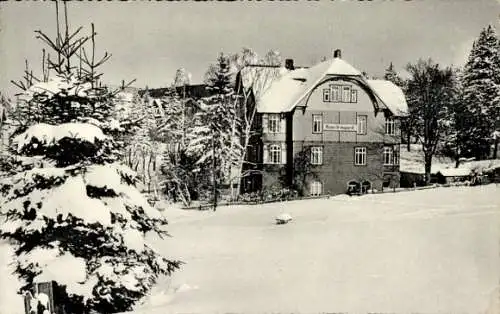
[
  {"x1": 333, "y1": 49, "x2": 342, "y2": 59},
  {"x1": 285, "y1": 59, "x2": 295, "y2": 70}
]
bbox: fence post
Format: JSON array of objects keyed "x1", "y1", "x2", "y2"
[{"x1": 24, "y1": 281, "x2": 60, "y2": 314}]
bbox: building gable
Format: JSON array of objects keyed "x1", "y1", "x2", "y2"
[{"x1": 249, "y1": 54, "x2": 408, "y2": 117}]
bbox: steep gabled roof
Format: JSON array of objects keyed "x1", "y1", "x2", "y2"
[
  {"x1": 249, "y1": 57, "x2": 408, "y2": 117},
  {"x1": 366, "y1": 80, "x2": 409, "y2": 117}
]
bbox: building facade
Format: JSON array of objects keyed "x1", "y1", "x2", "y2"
[{"x1": 240, "y1": 51, "x2": 408, "y2": 196}]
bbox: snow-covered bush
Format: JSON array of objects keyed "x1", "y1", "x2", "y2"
[{"x1": 0, "y1": 6, "x2": 179, "y2": 314}]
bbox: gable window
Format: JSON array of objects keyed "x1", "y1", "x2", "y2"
[
  {"x1": 311, "y1": 146, "x2": 323, "y2": 165},
  {"x1": 342, "y1": 86, "x2": 352, "y2": 103},
  {"x1": 323, "y1": 89, "x2": 330, "y2": 102},
  {"x1": 351, "y1": 89, "x2": 358, "y2": 103},
  {"x1": 268, "y1": 114, "x2": 281, "y2": 133},
  {"x1": 310, "y1": 181, "x2": 323, "y2": 196},
  {"x1": 331, "y1": 85, "x2": 341, "y2": 102},
  {"x1": 383, "y1": 146, "x2": 394, "y2": 165},
  {"x1": 269, "y1": 144, "x2": 282, "y2": 164},
  {"x1": 326, "y1": 84, "x2": 357, "y2": 103},
  {"x1": 385, "y1": 117, "x2": 395, "y2": 135},
  {"x1": 312, "y1": 114, "x2": 323, "y2": 134},
  {"x1": 357, "y1": 115, "x2": 367, "y2": 135},
  {"x1": 354, "y1": 147, "x2": 367, "y2": 166}
]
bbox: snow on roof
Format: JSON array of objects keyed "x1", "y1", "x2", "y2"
[
  {"x1": 255, "y1": 58, "x2": 364, "y2": 113},
  {"x1": 257, "y1": 70, "x2": 307, "y2": 113},
  {"x1": 14, "y1": 123, "x2": 108, "y2": 153},
  {"x1": 240, "y1": 66, "x2": 288, "y2": 100},
  {"x1": 324, "y1": 58, "x2": 363, "y2": 76},
  {"x1": 399, "y1": 161, "x2": 445, "y2": 175},
  {"x1": 254, "y1": 57, "x2": 406, "y2": 114},
  {"x1": 437, "y1": 168, "x2": 472, "y2": 177},
  {"x1": 366, "y1": 80, "x2": 409, "y2": 117}
]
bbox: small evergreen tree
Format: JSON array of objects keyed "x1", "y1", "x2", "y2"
[
  {"x1": 460, "y1": 25, "x2": 500, "y2": 159},
  {"x1": 188, "y1": 53, "x2": 241, "y2": 205},
  {"x1": 0, "y1": 3, "x2": 179, "y2": 313}
]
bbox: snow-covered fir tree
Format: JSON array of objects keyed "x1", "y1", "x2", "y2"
[
  {"x1": 460, "y1": 25, "x2": 500, "y2": 159},
  {"x1": 188, "y1": 53, "x2": 241, "y2": 202},
  {"x1": 0, "y1": 4, "x2": 179, "y2": 314}
]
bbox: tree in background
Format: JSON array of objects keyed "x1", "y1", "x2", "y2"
[
  {"x1": 0, "y1": 3, "x2": 179, "y2": 313},
  {"x1": 188, "y1": 53, "x2": 240, "y2": 206},
  {"x1": 263, "y1": 50, "x2": 283, "y2": 66},
  {"x1": 405, "y1": 59, "x2": 456, "y2": 184},
  {"x1": 460, "y1": 25, "x2": 500, "y2": 159},
  {"x1": 173, "y1": 68, "x2": 192, "y2": 88},
  {"x1": 229, "y1": 48, "x2": 284, "y2": 199}
]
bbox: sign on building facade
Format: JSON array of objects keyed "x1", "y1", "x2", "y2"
[{"x1": 323, "y1": 123, "x2": 357, "y2": 132}]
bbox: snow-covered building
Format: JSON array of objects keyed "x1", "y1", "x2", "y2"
[
  {"x1": 434, "y1": 168, "x2": 472, "y2": 184},
  {"x1": 239, "y1": 50, "x2": 409, "y2": 196}
]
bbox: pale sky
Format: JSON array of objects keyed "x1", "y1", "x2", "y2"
[{"x1": 0, "y1": 0, "x2": 499, "y2": 98}]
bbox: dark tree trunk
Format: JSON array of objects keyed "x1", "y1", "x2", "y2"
[
  {"x1": 407, "y1": 132, "x2": 411, "y2": 152},
  {"x1": 424, "y1": 154, "x2": 432, "y2": 185},
  {"x1": 493, "y1": 136, "x2": 498, "y2": 159}
]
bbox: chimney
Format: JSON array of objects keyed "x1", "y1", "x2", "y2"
[
  {"x1": 333, "y1": 49, "x2": 342, "y2": 59},
  {"x1": 285, "y1": 59, "x2": 295, "y2": 70}
]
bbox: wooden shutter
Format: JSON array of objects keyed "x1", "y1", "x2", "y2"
[
  {"x1": 263, "y1": 144, "x2": 269, "y2": 164},
  {"x1": 281, "y1": 142, "x2": 287, "y2": 164},
  {"x1": 262, "y1": 114, "x2": 268, "y2": 133}
]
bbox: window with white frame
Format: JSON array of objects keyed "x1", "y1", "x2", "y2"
[
  {"x1": 312, "y1": 114, "x2": 323, "y2": 134},
  {"x1": 393, "y1": 146, "x2": 400, "y2": 165},
  {"x1": 311, "y1": 146, "x2": 323, "y2": 165},
  {"x1": 351, "y1": 89, "x2": 358, "y2": 103},
  {"x1": 342, "y1": 86, "x2": 351, "y2": 102},
  {"x1": 310, "y1": 181, "x2": 323, "y2": 196},
  {"x1": 354, "y1": 147, "x2": 367, "y2": 166},
  {"x1": 323, "y1": 89, "x2": 330, "y2": 102},
  {"x1": 383, "y1": 146, "x2": 394, "y2": 165},
  {"x1": 331, "y1": 85, "x2": 341, "y2": 102},
  {"x1": 324, "y1": 84, "x2": 357, "y2": 103},
  {"x1": 357, "y1": 115, "x2": 367, "y2": 135},
  {"x1": 268, "y1": 144, "x2": 281, "y2": 164},
  {"x1": 385, "y1": 117, "x2": 395, "y2": 135},
  {"x1": 268, "y1": 114, "x2": 281, "y2": 133}
]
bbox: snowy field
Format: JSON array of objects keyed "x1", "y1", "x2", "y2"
[
  {"x1": 2, "y1": 185, "x2": 499, "y2": 314},
  {"x1": 400, "y1": 143, "x2": 500, "y2": 175},
  {"x1": 132, "y1": 185, "x2": 500, "y2": 314}
]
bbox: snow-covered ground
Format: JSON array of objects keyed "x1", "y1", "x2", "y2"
[
  {"x1": 2, "y1": 186, "x2": 499, "y2": 314},
  {"x1": 127, "y1": 185, "x2": 500, "y2": 314},
  {"x1": 400, "y1": 143, "x2": 500, "y2": 174}
]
